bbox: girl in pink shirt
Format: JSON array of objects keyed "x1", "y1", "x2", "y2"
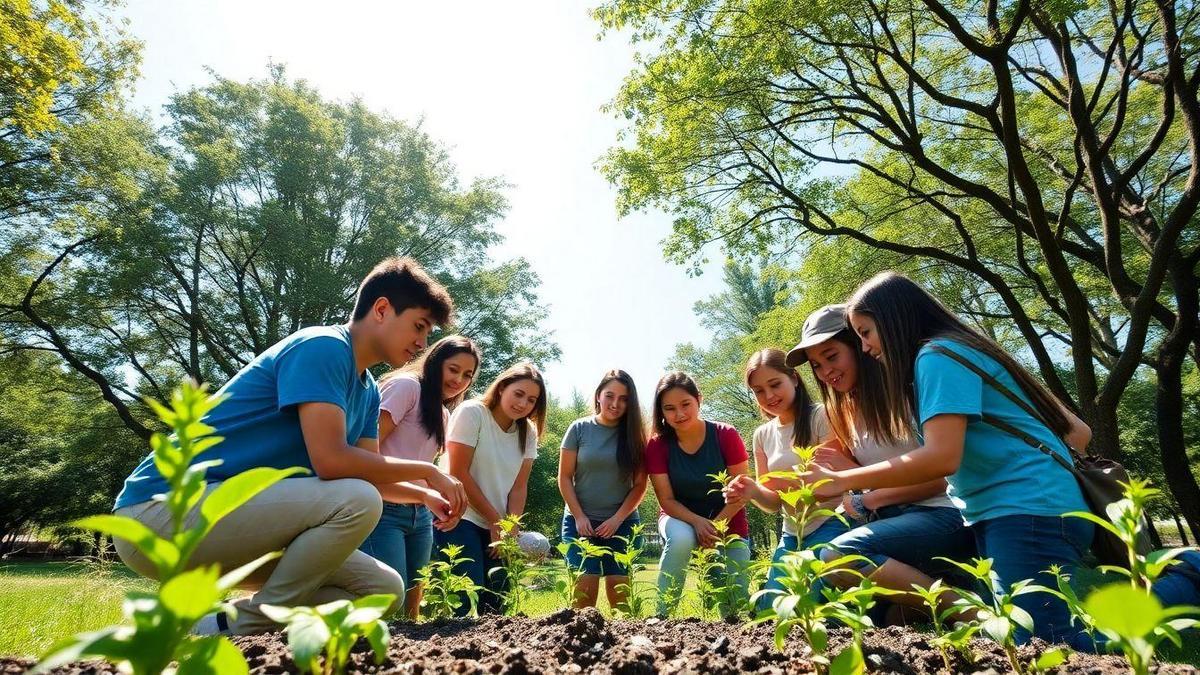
[{"x1": 359, "y1": 335, "x2": 480, "y2": 618}]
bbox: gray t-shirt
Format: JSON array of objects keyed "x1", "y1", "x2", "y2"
[{"x1": 561, "y1": 416, "x2": 632, "y2": 521}]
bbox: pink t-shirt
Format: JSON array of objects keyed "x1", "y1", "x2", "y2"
[{"x1": 378, "y1": 375, "x2": 446, "y2": 470}]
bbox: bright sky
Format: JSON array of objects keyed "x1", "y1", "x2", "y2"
[{"x1": 121, "y1": 0, "x2": 726, "y2": 402}]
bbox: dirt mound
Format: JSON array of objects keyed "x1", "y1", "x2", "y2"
[{"x1": 4, "y1": 611, "x2": 1197, "y2": 674}]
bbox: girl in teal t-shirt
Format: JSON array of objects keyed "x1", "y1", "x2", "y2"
[{"x1": 808, "y1": 272, "x2": 1093, "y2": 647}]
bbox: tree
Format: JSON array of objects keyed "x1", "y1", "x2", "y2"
[
  {"x1": 524, "y1": 391, "x2": 590, "y2": 537},
  {"x1": 597, "y1": 0, "x2": 1200, "y2": 537},
  {"x1": 3, "y1": 66, "x2": 559, "y2": 442}
]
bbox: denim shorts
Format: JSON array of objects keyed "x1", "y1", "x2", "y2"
[{"x1": 561, "y1": 513, "x2": 641, "y2": 576}]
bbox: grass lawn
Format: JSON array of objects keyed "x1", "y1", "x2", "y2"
[{"x1": 2, "y1": 558, "x2": 1197, "y2": 666}]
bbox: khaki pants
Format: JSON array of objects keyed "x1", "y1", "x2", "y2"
[{"x1": 114, "y1": 477, "x2": 403, "y2": 634}]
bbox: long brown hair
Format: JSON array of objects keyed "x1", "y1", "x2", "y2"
[
  {"x1": 479, "y1": 362, "x2": 548, "y2": 451},
  {"x1": 652, "y1": 371, "x2": 702, "y2": 442},
  {"x1": 380, "y1": 335, "x2": 480, "y2": 447},
  {"x1": 744, "y1": 349, "x2": 817, "y2": 448},
  {"x1": 593, "y1": 369, "x2": 647, "y2": 481},
  {"x1": 807, "y1": 328, "x2": 890, "y2": 449},
  {"x1": 847, "y1": 272, "x2": 1071, "y2": 443}
]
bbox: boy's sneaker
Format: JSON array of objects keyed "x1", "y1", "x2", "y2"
[{"x1": 191, "y1": 610, "x2": 232, "y2": 636}]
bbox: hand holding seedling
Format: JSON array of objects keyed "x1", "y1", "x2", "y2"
[
  {"x1": 722, "y1": 473, "x2": 758, "y2": 506},
  {"x1": 691, "y1": 518, "x2": 720, "y2": 548},
  {"x1": 415, "y1": 486, "x2": 457, "y2": 531}
]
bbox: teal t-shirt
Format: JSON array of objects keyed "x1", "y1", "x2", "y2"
[
  {"x1": 914, "y1": 338, "x2": 1087, "y2": 525},
  {"x1": 113, "y1": 325, "x2": 380, "y2": 510}
]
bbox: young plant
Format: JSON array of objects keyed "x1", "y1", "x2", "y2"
[
  {"x1": 750, "y1": 444, "x2": 892, "y2": 673},
  {"x1": 611, "y1": 523, "x2": 653, "y2": 618},
  {"x1": 488, "y1": 514, "x2": 540, "y2": 616},
  {"x1": 1056, "y1": 480, "x2": 1200, "y2": 675},
  {"x1": 1078, "y1": 584, "x2": 1199, "y2": 675},
  {"x1": 261, "y1": 594, "x2": 395, "y2": 675},
  {"x1": 36, "y1": 382, "x2": 306, "y2": 675},
  {"x1": 657, "y1": 571, "x2": 685, "y2": 618},
  {"x1": 553, "y1": 537, "x2": 612, "y2": 607},
  {"x1": 417, "y1": 543, "x2": 482, "y2": 620},
  {"x1": 1065, "y1": 479, "x2": 1196, "y2": 591},
  {"x1": 937, "y1": 557, "x2": 1040, "y2": 675},
  {"x1": 909, "y1": 579, "x2": 977, "y2": 670}
]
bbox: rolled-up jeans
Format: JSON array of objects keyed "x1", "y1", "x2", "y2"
[
  {"x1": 359, "y1": 502, "x2": 435, "y2": 590},
  {"x1": 114, "y1": 477, "x2": 404, "y2": 634},
  {"x1": 656, "y1": 515, "x2": 752, "y2": 616}
]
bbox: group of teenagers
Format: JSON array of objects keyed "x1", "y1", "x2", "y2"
[{"x1": 110, "y1": 256, "x2": 1200, "y2": 650}]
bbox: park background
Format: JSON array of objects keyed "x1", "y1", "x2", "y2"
[{"x1": 3, "y1": 0, "x2": 1200, "y2": 659}]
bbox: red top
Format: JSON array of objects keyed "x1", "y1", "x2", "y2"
[{"x1": 645, "y1": 421, "x2": 750, "y2": 538}]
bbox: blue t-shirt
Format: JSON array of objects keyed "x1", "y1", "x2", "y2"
[
  {"x1": 114, "y1": 325, "x2": 381, "y2": 510},
  {"x1": 914, "y1": 338, "x2": 1087, "y2": 525}
]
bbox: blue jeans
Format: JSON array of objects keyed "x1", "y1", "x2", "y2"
[
  {"x1": 561, "y1": 513, "x2": 641, "y2": 576},
  {"x1": 432, "y1": 519, "x2": 506, "y2": 616},
  {"x1": 824, "y1": 504, "x2": 975, "y2": 573},
  {"x1": 656, "y1": 515, "x2": 752, "y2": 616},
  {"x1": 972, "y1": 514, "x2": 1093, "y2": 645},
  {"x1": 358, "y1": 503, "x2": 434, "y2": 590},
  {"x1": 757, "y1": 517, "x2": 850, "y2": 613},
  {"x1": 1153, "y1": 550, "x2": 1200, "y2": 607}
]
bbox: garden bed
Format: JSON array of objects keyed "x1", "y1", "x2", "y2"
[{"x1": 4, "y1": 608, "x2": 1197, "y2": 674}]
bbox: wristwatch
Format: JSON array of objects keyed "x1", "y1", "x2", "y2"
[{"x1": 849, "y1": 490, "x2": 872, "y2": 521}]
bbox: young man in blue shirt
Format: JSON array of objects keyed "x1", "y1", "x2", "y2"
[{"x1": 112, "y1": 257, "x2": 467, "y2": 634}]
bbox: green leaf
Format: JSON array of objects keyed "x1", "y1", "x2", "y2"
[
  {"x1": 365, "y1": 620, "x2": 389, "y2": 664},
  {"x1": 1084, "y1": 584, "x2": 1164, "y2": 638},
  {"x1": 287, "y1": 613, "x2": 332, "y2": 670},
  {"x1": 176, "y1": 636, "x2": 249, "y2": 675},
  {"x1": 34, "y1": 625, "x2": 135, "y2": 673},
  {"x1": 161, "y1": 566, "x2": 222, "y2": 621},
  {"x1": 829, "y1": 642, "x2": 865, "y2": 675},
  {"x1": 1062, "y1": 510, "x2": 1123, "y2": 539},
  {"x1": 260, "y1": 604, "x2": 302, "y2": 624},
  {"x1": 1034, "y1": 647, "x2": 1068, "y2": 670},
  {"x1": 218, "y1": 550, "x2": 283, "y2": 591},
  {"x1": 74, "y1": 515, "x2": 179, "y2": 572},
  {"x1": 981, "y1": 615, "x2": 1012, "y2": 643},
  {"x1": 199, "y1": 466, "x2": 309, "y2": 530}
]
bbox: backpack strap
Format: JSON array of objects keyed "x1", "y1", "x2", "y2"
[{"x1": 924, "y1": 343, "x2": 1079, "y2": 474}]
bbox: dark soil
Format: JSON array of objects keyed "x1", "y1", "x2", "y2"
[{"x1": 3, "y1": 608, "x2": 1197, "y2": 674}]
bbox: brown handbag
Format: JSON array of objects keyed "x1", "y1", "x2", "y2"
[{"x1": 926, "y1": 344, "x2": 1151, "y2": 568}]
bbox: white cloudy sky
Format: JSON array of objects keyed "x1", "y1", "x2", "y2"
[{"x1": 120, "y1": 0, "x2": 728, "y2": 401}]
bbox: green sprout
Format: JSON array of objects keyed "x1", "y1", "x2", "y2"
[{"x1": 261, "y1": 594, "x2": 394, "y2": 675}]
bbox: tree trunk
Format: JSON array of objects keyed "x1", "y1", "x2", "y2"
[{"x1": 1153, "y1": 357, "x2": 1200, "y2": 541}]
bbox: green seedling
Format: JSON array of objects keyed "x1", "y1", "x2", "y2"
[
  {"x1": 36, "y1": 382, "x2": 305, "y2": 675},
  {"x1": 937, "y1": 557, "x2": 1041, "y2": 674},
  {"x1": 1027, "y1": 647, "x2": 1069, "y2": 674},
  {"x1": 612, "y1": 523, "x2": 653, "y2": 618},
  {"x1": 1080, "y1": 584, "x2": 1199, "y2": 675},
  {"x1": 657, "y1": 571, "x2": 685, "y2": 618},
  {"x1": 1064, "y1": 479, "x2": 1196, "y2": 591},
  {"x1": 554, "y1": 537, "x2": 612, "y2": 607},
  {"x1": 1051, "y1": 480, "x2": 1200, "y2": 675},
  {"x1": 909, "y1": 579, "x2": 976, "y2": 670},
  {"x1": 417, "y1": 543, "x2": 482, "y2": 620},
  {"x1": 261, "y1": 594, "x2": 395, "y2": 675},
  {"x1": 488, "y1": 514, "x2": 540, "y2": 616}
]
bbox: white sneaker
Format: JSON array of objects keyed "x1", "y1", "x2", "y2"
[{"x1": 191, "y1": 610, "x2": 232, "y2": 636}]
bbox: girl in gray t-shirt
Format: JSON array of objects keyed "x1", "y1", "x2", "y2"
[{"x1": 558, "y1": 369, "x2": 648, "y2": 609}]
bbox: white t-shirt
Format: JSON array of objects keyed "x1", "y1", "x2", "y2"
[
  {"x1": 753, "y1": 404, "x2": 839, "y2": 536},
  {"x1": 443, "y1": 400, "x2": 539, "y2": 528},
  {"x1": 850, "y1": 418, "x2": 955, "y2": 509}
]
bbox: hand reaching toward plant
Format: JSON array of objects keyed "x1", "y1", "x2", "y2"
[
  {"x1": 418, "y1": 487, "x2": 459, "y2": 531},
  {"x1": 814, "y1": 446, "x2": 860, "y2": 472},
  {"x1": 427, "y1": 470, "x2": 467, "y2": 518},
  {"x1": 802, "y1": 463, "x2": 847, "y2": 500},
  {"x1": 722, "y1": 474, "x2": 758, "y2": 506}
]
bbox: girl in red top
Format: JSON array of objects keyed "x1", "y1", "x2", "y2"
[{"x1": 645, "y1": 371, "x2": 751, "y2": 616}]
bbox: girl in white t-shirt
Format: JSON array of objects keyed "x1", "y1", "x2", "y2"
[
  {"x1": 724, "y1": 347, "x2": 847, "y2": 613},
  {"x1": 434, "y1": 362, "x2": 547, "y2": 615},
  {"x1": 359, "y1": 335, "x2": 479, "y2": 618}
]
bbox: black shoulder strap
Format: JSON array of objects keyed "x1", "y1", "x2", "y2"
[{"x1": 924, "y1": 343, "x2": 1077, "y2": 474}]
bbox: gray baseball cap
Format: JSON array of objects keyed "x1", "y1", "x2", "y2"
[{"x1": 785, "y1": 304, "x2": 848, "y2": 367}]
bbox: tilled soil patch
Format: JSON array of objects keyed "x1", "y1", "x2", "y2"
[{"x1": 4, "y1": 608, "x2": 1197, "y2": 674}]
